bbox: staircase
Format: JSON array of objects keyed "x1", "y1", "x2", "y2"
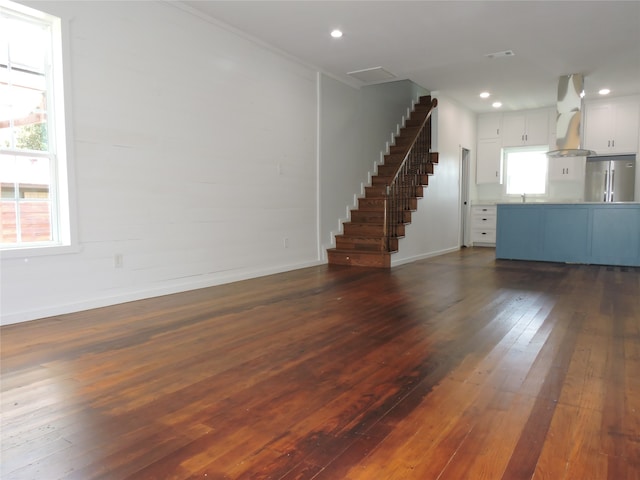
[{"x1": 327, "y1": 96, "x2": 438, "y2": 268}]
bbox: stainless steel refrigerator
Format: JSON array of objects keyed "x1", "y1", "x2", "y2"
[{"x1": 584, "y1": 155, "x2": 636, "y2": 202}]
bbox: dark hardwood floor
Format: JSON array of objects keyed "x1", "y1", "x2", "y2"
[{"x1": 1, "y1": 247, "x2": 639, "y2": 479}]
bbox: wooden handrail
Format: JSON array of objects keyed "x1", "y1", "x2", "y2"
[{"x1": 388, "y1": 97, "x2": 437, "y2": 187}]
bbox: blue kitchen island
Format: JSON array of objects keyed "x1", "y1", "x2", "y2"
[{"x1": 496, "y1": 203, "x2": 640, "y2": 267}]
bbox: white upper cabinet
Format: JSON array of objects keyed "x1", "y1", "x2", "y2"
[
  {"x1": 475, "y1": 108, "x2": 552, "y2": 185},
  {"x1": 548, "y1": 156, "x2": 584, "y2": 182},
  {"x1": 476, "y1": 138, "x2": 502, "y2": 184},
  {"x1": 477, "y1": 113, "x2": 502, "y2": 139},
  {"x1": 502, "y1": 109, "x2": 550, "y2": 147},
  {"x1": 583, "y1": 97, "x2": 640, "y2": 154},
  {"x1": 476, "y1": 113, "x2": 503, "y2": 184}
]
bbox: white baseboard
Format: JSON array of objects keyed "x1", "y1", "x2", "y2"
[{"x1": 1, "y1": 259, "x2": 323, "y2": 326}]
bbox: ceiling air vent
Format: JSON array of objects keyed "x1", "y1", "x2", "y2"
[
  {"x1": 347, "y1": 67, "x2": 397, "y2": 84},
  {"x1": 484, "y1": 50, "x2": 515, "y2": 59}
]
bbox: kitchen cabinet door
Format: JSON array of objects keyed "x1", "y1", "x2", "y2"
[
  {"x1": 548, "y1": 156, "x2": 584, "y2": 181},
  {"x1": 542, "y1": 207, "x2": 590, "y2": 263},
  {"x1": 501, "y1": 113, "x2": 526, "y2": 146},
  {"x1": 476, "y1": 138, "x2": 501, "y2": 184},
  {"x1": 524, "y1": 110, "x2": 550, "y2": 145},
  {"x1": 584, "y1": 98, "x2": 640, "y2": 154},
  {"x1": 614, "y1": 102, "x2": 640, "y2": 153},
  {"x1": 583, "y1": 103, "x2": 611, "y2": 152},
  {"x1": 478, "y1": 113, "x2": 502, "y2": 139},
  {"x1": 496, "y1": 205, "x2": 545, "y2": 260},
  {"x1": 502, "y1": 110, "x2": 549, "y2": 146},
  {"x1": 612, "y1": 102, "x2": 640, "y2": 153}
]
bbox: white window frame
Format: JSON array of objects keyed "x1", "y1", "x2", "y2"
[
  {"x1": 502, "y1": 145, "x2": 549, "y2": 200},
  {"x1": 0, "y1": 0, "x2": 77, "y2": 258}
]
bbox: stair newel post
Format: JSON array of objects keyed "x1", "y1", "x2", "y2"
[
  {"x1": 420, "y1": 128, "x2": 425, "y2": 173},
  {"x1": 406, "y1": 161, "x2": 411, "y2": 215},
  {"x1": 407, "y1": 155, "x2": 413, "y2": 209},
  {"x1": 416, "y1": 131, "x2": 421, "y2": 176},
  {"x1": 401, "y1": 165, "x2": 406, "y2": 218},
  {"x1": 425, "y1": 121, "x2": 431, "y2": 173},
  {"x1": 420, "y1": 128, "x2": 426, "y2": 174},
  {"x1": 399, "y1": 162, "x2": 404, "y2": 217},
  {"x1": 402, "y1": 158, "x2": 407, "y2": 214},
  {"x1": 383, "y1": 185, "x2": 390, "y2": 251}
]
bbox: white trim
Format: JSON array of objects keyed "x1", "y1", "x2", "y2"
[
  {"x1": 0, "y1": 2, "x2": 78, "y2": 256},
  {"x1": 57, "y1": 11, "x2": 78, "y2": 251},
  {"x1": 0, "y1": 259, "x2": 324, "y2": 325},
  {"x1": 0, "y1": 0, "x2": 46, "y2": 18},
  {"x1": 0, "y1": 242, "x2": 82, "y2": 259},
  {"x1": 163, "y1": 1, "x2": 363, "y2": 90},
  {"x1": 316, "y1": 71, "x2": 323, "y2": 262}
]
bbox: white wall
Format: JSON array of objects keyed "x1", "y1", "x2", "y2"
[
  {"x1": 318, "y1": 75, "x2": 428, "y2": 255},
  {"x1": 1, "y1": 1, "x2": 320, "y2": 324},
  {"x1": 392, "y1": 93, "x2": 476, "y2": 265},
  {"x1": 1, "y1": 2, "x2": 442, "y2": 325}
]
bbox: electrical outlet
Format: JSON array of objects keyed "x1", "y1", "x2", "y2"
[
  {"x1": 283, "y1": 237, "x2": 289, "y2": 248},
  {"x1": 114, "y1": 254, "x2": 123, "y2": 268}
]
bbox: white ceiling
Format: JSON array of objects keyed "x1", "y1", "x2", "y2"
[{"x1": 180, "y1": 0, "x2": 640, "y2": 113}]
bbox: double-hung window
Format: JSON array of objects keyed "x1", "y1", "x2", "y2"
[
  {"x1": 503, "y1": 146, "x2": 549, "y2": 199},
  {"x1": 1, "y1": 1, "x2": 71, "y2": 252}
]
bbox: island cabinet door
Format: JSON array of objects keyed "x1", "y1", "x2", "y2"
[
  {"x1": 497, "y1": 204, "x2": 640, "y2": 267},
  {"x1": 542, "y1": 207, "x2": 590, "y2": 263},
  {"x1": 496, "y1": 205, "x2": 545, "y2": 260},
  {"x1": 590, "y1": 207, "x2": 640, "y2": 266}
]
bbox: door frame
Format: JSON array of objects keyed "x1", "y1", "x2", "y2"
[{"x1": 460, "y1": 147, "x2": 471, "y2": 247}]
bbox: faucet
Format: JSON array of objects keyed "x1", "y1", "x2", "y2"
[{"x1": 521, "y1": 193, "x2": 526, "y2": 203}]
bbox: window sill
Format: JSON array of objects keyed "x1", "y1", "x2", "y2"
[{"x1": 1, "y1": 243, "x2": 82, "y2": 260}]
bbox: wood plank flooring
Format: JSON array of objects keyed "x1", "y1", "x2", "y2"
[{"x1": 1, "y1": 247, "x2": 639, "y2": 479}]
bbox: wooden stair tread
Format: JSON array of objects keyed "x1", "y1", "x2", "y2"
[
  {"x1": 344, "y1": 224, "x2": 411, "y2": 228},
  {"x1": 327, "y1": 249, "x2": 393, "y2": 256},
  {"x1": 335, "y1": 235, "x2": 404, "y2": 242}
]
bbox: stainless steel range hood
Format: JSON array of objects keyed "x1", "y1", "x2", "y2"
[{"x1": 546, "y1": 74, "x2": 596, "y2": 158}]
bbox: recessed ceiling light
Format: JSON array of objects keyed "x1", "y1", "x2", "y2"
[
  {"x1": 480, "y1": 92, "x2": 491, "y2": 99},
  {"x1": 330, "y1": 29, "x2": 343, "y2": 38},
  {"x1": 492, "y1": 102, "x2": 502, "y2": 108},
  {"x1": 598, "y1": 88, "x2": 611, "y2": 95}
]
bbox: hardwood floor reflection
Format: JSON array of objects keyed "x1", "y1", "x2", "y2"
[{"x1": 1, "y1": 248, "x2": 639, "y2": 479}]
